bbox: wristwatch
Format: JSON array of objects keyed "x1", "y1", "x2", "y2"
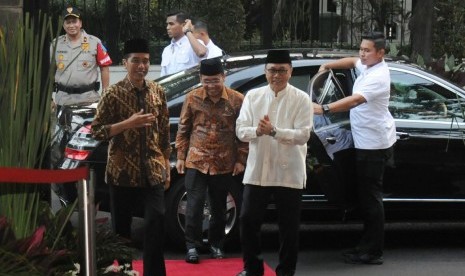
[
  {"x1": 322, "y1": 104, "x2": 330, "y2": 114},
  {"x1": 269, "y1": 126, "x2": 277, "y2": 137},
  {"x1": 184, "y1": 28, "x2": 192, "y2": 35}
]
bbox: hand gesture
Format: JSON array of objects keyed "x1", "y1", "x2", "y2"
[
  {"x1": 128, "y1": 109, "x2": 155, "y2": 128},
  {"x1": 183, "y1": 19, "x2": 193, "y2": 33},
  {"x1": 258, "y1": 115, "x2": 273, "y2": 135}
]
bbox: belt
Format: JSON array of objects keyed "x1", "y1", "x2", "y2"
[{"x1": 56, "y1": 82, "x2": 100, "y2": 94}]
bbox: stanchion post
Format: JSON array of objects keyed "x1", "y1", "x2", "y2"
[{"x1": 78, "y1": 167, "x2": 96, "y2": 276}]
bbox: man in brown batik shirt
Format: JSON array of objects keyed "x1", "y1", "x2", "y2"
[
  {"x1": 91, "y1": 38, "x2": 170, "y2": 276},
  {"x1": 175, "y1": 57, "x2": 248, "y2": 264}
]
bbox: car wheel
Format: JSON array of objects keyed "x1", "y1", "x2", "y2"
[
  {"x1": 51, "y1": 181, "x2": 78, "y2": 207},
  {"x1": 164, "y1": 175, "x2": 243, "y2": 249}
]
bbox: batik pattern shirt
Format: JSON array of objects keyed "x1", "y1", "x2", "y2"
[
  {"x1": 176, "y1": 86, "x2": 248, "y2": 175},
  {"x1": 92, "y1": 77, "x2": 171, "y2": 187}
]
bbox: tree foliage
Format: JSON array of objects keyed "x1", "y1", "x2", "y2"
[
  {"x1": 272, "y1": 0, "x2": 313, "y2": 42},
  {"x1": 46, "y1": 0, "x2": 465, "y2": 64},
  {"x1": 433, "y1": 0, "x2": 465, "y2": 59}
]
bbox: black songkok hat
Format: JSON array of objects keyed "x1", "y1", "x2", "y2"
[
  {"x1": 200, "y1": 58, "x2": 224, "y2": 76},
  {"x1": 62, "y1": 6, "x2": 81, "y2": 19},
  {"x1": 266, "y1": 49, "x2": 291, "y2": 64},
  {"x1": 124, "y1": 38, "x2": 150, "y2": 55}
]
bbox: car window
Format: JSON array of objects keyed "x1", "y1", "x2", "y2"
[
  {"x1": 289, "y1": 74, "x2": 312, "y2": 92},
  {"x1": 290, "y1": 66, "x2": 320, "y2": 91},
  {"x1": 389, "y1": 70, "x2": 465, "y2": 122},
  {"x1": 308, "y1": 70, "x2": 350, "y2": 125},
  {"x1": 239, "y1": 66, "x2": 320, "y2": 93},
  {"x1": 158, "y1": 70, "x2": 201, "y2": 101}
]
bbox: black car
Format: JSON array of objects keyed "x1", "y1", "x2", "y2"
[{"x1": 56, "y1": 49, "x2": 465, "y2": 248}]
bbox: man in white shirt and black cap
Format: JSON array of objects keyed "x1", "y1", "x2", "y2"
[{"x1": 235, "y1": 49, "x2": 314, "y2": 276}]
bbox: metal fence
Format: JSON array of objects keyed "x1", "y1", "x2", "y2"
[{"x1": 48, "y1": 0, "x2": 412, "y2": 62}]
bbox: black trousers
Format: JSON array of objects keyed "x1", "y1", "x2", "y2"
[
  {"x1": 109, "y1": 183, "x2": 166, "y2": 276},
  {"x1": 184, "y1": 168, "x2": 231, "y2": 249},
  {"x1": 354, "y1": 146, "x2": 394, "y2": 257},
  {"x1": 240, "y1": 184, "x2": 302, "y2": 275}
]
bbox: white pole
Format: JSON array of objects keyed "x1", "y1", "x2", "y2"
[{"x1": 78, "y1": 167, "x2": 96, "y2": 276}]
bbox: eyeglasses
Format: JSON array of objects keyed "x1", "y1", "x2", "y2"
[{"x1": 265, "y1": 68, "x2": 288, "y2": 75}]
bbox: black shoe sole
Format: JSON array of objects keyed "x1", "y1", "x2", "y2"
[
  {"x1": 185, "y1": 252, "x2": 199, "y2": 264},
  {"x1": 344, "y1": 256, "x2": 383, "y2": 265},
  {"x1": 185, "y1": 258, "x2": 199, "y2": 264}
]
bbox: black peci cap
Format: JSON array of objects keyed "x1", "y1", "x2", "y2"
[
  {"x1": 265, "y1": 49, "x2": 291, "y2": 64},
  {"x1": 200, "y1": 57, "x2": 224, "y2": 76},
  {"x1": 124, "y1": 38, "x2": 150, "y2": 55},
  {"x1": 62, "y1": 6, "x2": 81, "y2": 19}
]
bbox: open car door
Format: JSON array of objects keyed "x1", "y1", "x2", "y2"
[{"x1": 307, "y1": 70, "x2": 357, "y2": 210}]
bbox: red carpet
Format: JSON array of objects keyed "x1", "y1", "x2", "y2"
[{"x1": 131, "y1": 258, "x2": 275, "y2": 276}]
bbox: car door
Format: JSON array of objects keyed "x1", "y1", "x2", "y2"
[
  {"x1": 308, "y1": 65, "x2": 465, "y2": 209},
  {"x1": 307, "y1": 70, "x2": 358, "y2": 209},
  {"x1": 384, "y1": 67, "x2": 465, "y2": 200}
]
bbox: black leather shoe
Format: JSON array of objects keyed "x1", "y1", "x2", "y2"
[
  {"x1": 341, "y1": 248, "x2": 360, "y2": 258},
  {"x1": 276, "y1": 269, "x2": 295, "y2": 276},
  {"x1": 185, "y1": 248, "x2": 199, "y2": 264},
  {"x1": 236, "y1": 270, "x2": 264, "y2": 276},
  {"x1": 209, "y1": 245, "x2": 225, "y2": 259},
  {"x1": 344, "y1": 252, "x2": 383, "y2": 265}
]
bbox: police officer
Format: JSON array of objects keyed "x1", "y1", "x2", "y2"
[{"x1": 51, "y1": 6, "x2": 112, "y2": 108}]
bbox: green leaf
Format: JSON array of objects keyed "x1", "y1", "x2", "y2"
[{"x1": 0, "y1": 12, "x2": 59, "y2": 239}]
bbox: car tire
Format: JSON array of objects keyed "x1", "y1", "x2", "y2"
[{"x1": 164, "y1": 175, "x2": 243, "y2": 249}]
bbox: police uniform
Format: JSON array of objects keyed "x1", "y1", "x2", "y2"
[{"x1": 52, "y1": 29, "x2": 112, "y2": 106}]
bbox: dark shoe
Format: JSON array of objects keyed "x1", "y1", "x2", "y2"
[
  {"x1": 236, "y1": 270, "x2": 263, "y2": 276},
  {"x1": 341, "y1": 248, "x2": 360, "y2": 258},
  {"x1": 209, "y1": 245, "x2": 225, "y2": 259},
  {"x1": 344, "y1": 252, "x2": 383, "y2": 265},
  {"x1": 276, "y1": 269, "x2": 295, "y2": 276},
  {"x1": 185, "y1": 248, "x2": 199, "y2": 264}
]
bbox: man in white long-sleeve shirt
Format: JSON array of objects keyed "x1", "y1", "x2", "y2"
[{"x1": 235, "y1": 50, "x2": 313, "y2": 276}]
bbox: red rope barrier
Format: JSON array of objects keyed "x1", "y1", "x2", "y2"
[{"x1": 0, "y1": 167, "x2": 88, "y2": 183}]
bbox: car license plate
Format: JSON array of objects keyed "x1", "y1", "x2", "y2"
[{"x1": 60, "y1": 158, "x2": 78, "y2": 169}]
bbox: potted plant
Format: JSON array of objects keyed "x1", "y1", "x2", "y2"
[{"x1": 0, "y1": 12, "x2": 136, "y2": 275}]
